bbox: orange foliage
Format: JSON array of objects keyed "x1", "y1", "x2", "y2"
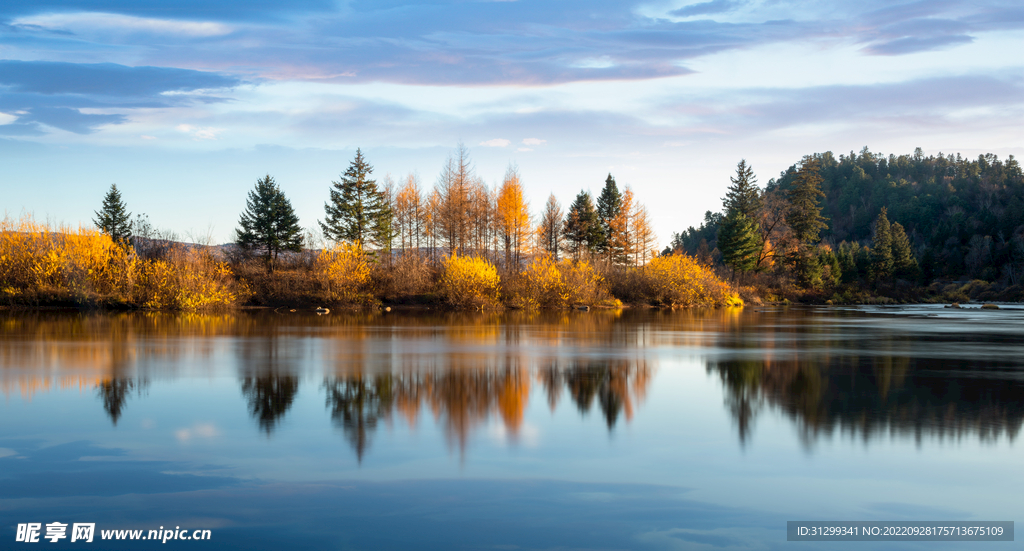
[
  {"x1": 438, "y1": 253, "x2": 500, "y2": 308},
  {"x1": 640, "y1": 252, "x2": 741, "y2": 307}
]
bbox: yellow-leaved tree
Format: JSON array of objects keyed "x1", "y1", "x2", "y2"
[{"x1": 496, "y1": 165, "x2": 531, "y2": 271}]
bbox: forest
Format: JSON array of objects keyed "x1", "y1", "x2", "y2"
[
  {"x1": 669, "y1": 148, "x2": 1024, "y2": 303},
  {"x1": 1, "y1": 145, "x2": 737, "y2": 310}
]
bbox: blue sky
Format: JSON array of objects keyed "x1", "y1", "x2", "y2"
[{"x1": 2, "y1": 0, "x2": 1023, "y2": 245}]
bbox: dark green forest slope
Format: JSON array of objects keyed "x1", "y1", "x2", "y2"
[{"x1": 670, "y1": 148, "x2": 1024, "y2": 298}]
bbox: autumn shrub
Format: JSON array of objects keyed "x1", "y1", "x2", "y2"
[
  {"x1": 313, "y1": 242, "x2": 372, "y2": 303},
  {"x1": 134, "y1": 246, "x2": 241, "y2": 310},
  {"x1": 0, "y1": 215, "x2": 137, "y2": 302},
  {"x1": 372, "y1": 251, "x2": 436, "y2": 301},
  {"x1": 439, "y1": 253, "x2": 500, "y2": 308},
  {"x1": 637, "y1": 252, "x2": 741, "y2": 307},
  {"x1": 506, "y1": 255, "x2": 609, "y2": 308}
]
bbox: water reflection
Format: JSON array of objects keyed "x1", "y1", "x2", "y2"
[
  {"x1": 709, "y1": 355, "x2": 1024, "y2": 445},
  {"x1": 3, "y1": 308, "x2": 1024, "y2": 454},
  {"x1": 320, "y1": 359, "x2": 650, "y2": 459}
]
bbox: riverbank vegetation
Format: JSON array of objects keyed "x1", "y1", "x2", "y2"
[
  {"x1": 2, "y1": 145, "x2": 738, "y2": 310},
  {"x1": 668, "y1": 148, "x2": 1024, "y2": 303}
]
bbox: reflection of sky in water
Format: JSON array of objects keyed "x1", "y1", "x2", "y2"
[{"x1": 1, "y1": 307, "x2": 1023, "y2": 550}]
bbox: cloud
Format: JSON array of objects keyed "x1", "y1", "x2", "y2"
[
  {"x1": 517, "y1": 147, "x2": 533, "y2": 152},
  {"x1": 0, "y1": 60, "x2": 240, "y2": 134},
  {"x1": 670, "y1": 0, "x2": 742, "y2": 18},
  {"x1": 15, "y1": 12, "x2": 233, "y2": 36},
  {"x1": 177, "y1": 124, "x2": 222, "y2": 140},
  {"x1": 480, "y1": 138, "x2": 511, "y2": 147},
  {"x1": 175, "y1": 423, "x2": 221, "y2": 442},
  {"x1": 0, "y1": 60, "x2": 239, "y2": 98},
  {"x1": 863, "y1": 35, "x2": 974, "y2": 55},
  {"x1": 521, "y1": 138, "x2": 545, "y2": 145}
]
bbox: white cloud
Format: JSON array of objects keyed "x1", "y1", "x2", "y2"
[
  {"x1": 0, "y1": 112, "x2": 18, "y2": 125},
  {"x1": 176, "y1": 124, "x2": 222, "y2": 140},
  {"x1": 479, "y1": 138, "x2": 511, "y2": 147},
  {"x1": 521, "y1": 138, "x2": 546, "y2": 146},
  {"x1": 140, "y1": 135, "x2": 157, "y2": 140},
  {"x1": 517, "y1": 147, "x2": 533, "y2": 152},
  {"x1": 16, "y1": 12, "x2": 232, "y2": 37},
  {"x1": 175, "y1": 423, "x2": 221, "y2": 442}
]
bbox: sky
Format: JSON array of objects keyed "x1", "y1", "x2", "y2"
[{"x1": 2, "y1": 0, "x2": 1023, "y2": 246}]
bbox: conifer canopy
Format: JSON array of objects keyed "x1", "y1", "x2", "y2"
[
  {"x1": 236, "y1": 174, "x2": 303, "y2": 272},
  {"x1": 93, "y1": 183, "x2": 132, "y2": 243}
]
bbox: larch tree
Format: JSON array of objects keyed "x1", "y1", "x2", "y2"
[
  {"x1": 538, "y1": 194, "x2": 563, "y2": 260},
  {"x1": 320, "y1": 148, "x2": 392, "y2": 250},
  {"x1": 93, "y1": 184, "x2": 132, "y2": 244},
  {"x1": 435, "y1": 144, "x2": 474, "y2": 255},
  {"x1": 496, "y1": 165, "x2": 531, "y2": 270},
  {"x1": 608, "y1": 186, "x2": 634, "y2": 265},
  {"x1": 632, "y1": 202, "x2": 657, "y2": 266},
  {"x1": 236, "y1": 174, "x2": 303, "y2": 272},
  {"x1": 395, "y1": 174, "x2": 423, "y2": 253}
]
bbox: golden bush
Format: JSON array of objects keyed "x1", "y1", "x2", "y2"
[
  {"x1": 135, "y1": 247, "x2": 239, "y2": 310},
  {"x1": 313, "y1": 242, "x2": 371, "y2": 303},
  {"x1": 641, "y1": 252, "x2": 741, "y2": 307},
  {"x1": 1, "y1": 215, "x2": 239, "y2": 310},
  {"x1": 508, "y1": 255, "x2": 608, "y2": 308},
  {"x1": 439, "y1": 253, "x2": 500, "y2": 308}
]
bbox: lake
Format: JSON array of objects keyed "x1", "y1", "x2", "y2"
[{"x1": 1, "y1": 306, "x2": 1021, "y2": 550}]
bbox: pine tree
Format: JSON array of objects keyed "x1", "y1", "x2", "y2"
[
  {"x1": 236, "y1": 175, "x2": 303, "y2": 272},
  {"x1": 891, "y1": 221, "x2": 919, "y2": 279},
  {"x1": 786, "y1": 157, "x2": 828, "y2": 244},
  {"x1": 595, "y1": 173, "x2": 621, "y2": 259},
  {"x1": 717, "y1": 210, "x2": 760, "y2": 275},
  {"x1": 320, "y1": 149, "x2": 391, "y2": 249},
  {"x1": 723, "y1": 160, "x2": 761, "y2": 218},
  {"x1": 561, "y1": 191, "x2": 600, "y2": 261},
  {"x1": 93, "y1": 184, "x2": 132, "y2": 243},
  {"x1": 871, "y1": 207, "x2": 894, "y2": 282}
]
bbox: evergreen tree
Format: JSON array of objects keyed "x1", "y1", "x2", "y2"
[
  {"x1": 595, "y1": 173, "x2": 621, "y2": 257},
  {"x1": 561, "y1": 191, "x2": 600, "y2": 261},
  {"x1": 871, "y1": 207, "x2": 894, "y2": 282},
  {"x1": 236, "y1": 175, "x2": 303, "y2": 272},
  {"x1": 891, "y1": 221, "x2": 919, "y2": 280},
  {"x1": 786, "y1": 157, "x2": 828, "y2": 244},
  {"x1": 723, "y1": 160, "x2": 761, "y2": 218},
  {"x1": 320, "y1": 149, "x2": 391, "y2": 249},
  {"x1": 717, "y1": 210, "x2": 760, "y2": 275},
  {"x1": 93, "y1": 184, "x2": 132, "y2": 243}
]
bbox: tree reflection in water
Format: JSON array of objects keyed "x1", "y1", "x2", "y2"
[
  {"x1": 96, "y1": 378, "x2": 147, "y2": 426},
  {"x1": 241, "y1": 376, "x2": 300, "y2": 435},
  {"x1": 709, "y1": 355, "x2": 1024, "y2": 446}
]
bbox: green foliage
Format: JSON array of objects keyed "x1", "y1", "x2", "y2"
[
  {"x1": 723, "y1": 159, "x2": 762, "y2": 218},
  {"x1": 595, "y1": 173, "x2": 621, "y2": 254},
  {"x1": 786, "y1": 157, "x2": 828, "y2": 245},
  {"x1": 871, "y1": 207, "x2": 894, "y2": 282},
  {"x1": 717, "y1": 211, "x2": 760, "y2": 274},
  {"x1": 236, "y1": 174, "x2": 303, "y2": 272},
  {"x1": 891, "y1": 222, "x2": 919, "y2": 280},
  {"x1": 320, "y1": 149, "x2": 392, "y2": 249},
  {"x1": 562, "y1": 190, "x2": 601, "y2": 259},
  {"x1": 93, "y1": 184, "x2": 132, "y2": 243}
]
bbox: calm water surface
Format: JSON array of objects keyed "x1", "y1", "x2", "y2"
[{"x1": 1, "y1": 306, "x2": 1022, "y2": 550}]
